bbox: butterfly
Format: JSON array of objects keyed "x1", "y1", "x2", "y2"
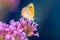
[{"x1": 21, "y1": 3, "x2": 34, "y2": 20}]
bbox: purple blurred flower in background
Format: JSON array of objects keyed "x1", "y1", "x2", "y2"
[{"x1": 0, "y1": 0, "x2": 19, "y2": 22}]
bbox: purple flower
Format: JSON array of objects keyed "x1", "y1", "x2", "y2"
[
  {"x1": 19, "y1": 17, "x2": 39, "y2": 37},
  {"x1": 0, "y1": 17, "x2": 39, "y2": 40}
]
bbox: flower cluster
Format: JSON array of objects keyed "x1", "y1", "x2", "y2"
[{"x1": 0, "y1": 17, "x2": 39, "y2": 40}]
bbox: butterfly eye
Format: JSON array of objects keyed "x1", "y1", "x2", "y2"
[{"x1": 30, "y1": 7, "x2": 32, "y2": 8}]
